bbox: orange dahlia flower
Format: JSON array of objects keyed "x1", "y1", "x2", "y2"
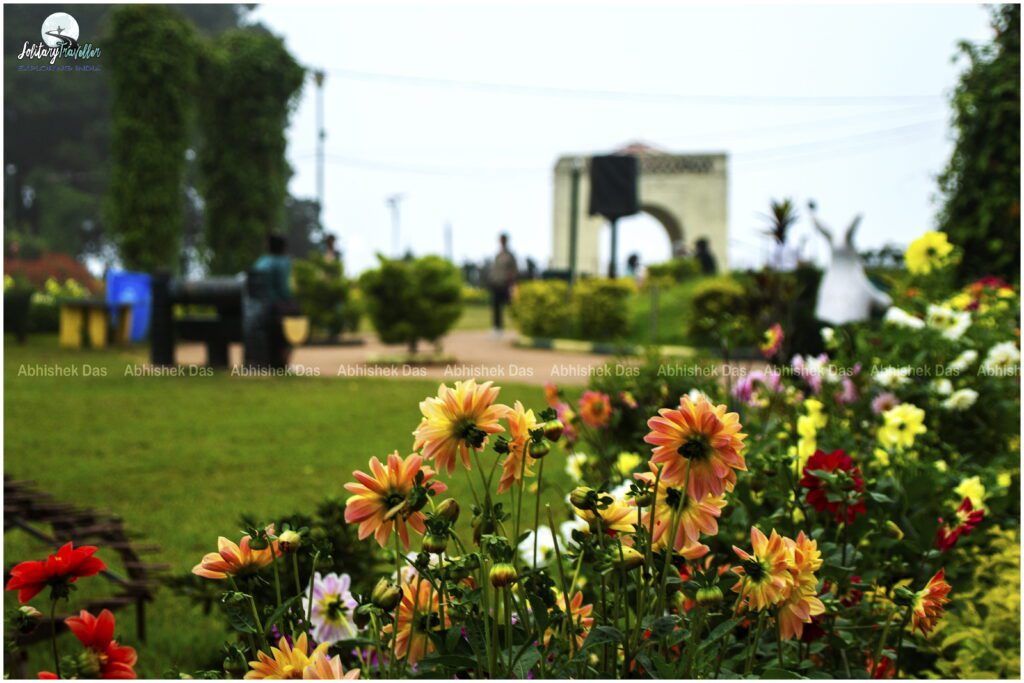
[
  {"x1": 544, "y1": 591, "x2": 595, "y2": 651},
  {"x1": 497, "y1": 401, "x2": 538, "y2": 494},
  {"x1": 344, "y1": 452, "x2": 447, "y2": 550},
  {"x1": 644, "y1": 395, "x2": 746, "y2": 500},
  {"x1": 573, "y1": 496, "x2": 637, "y2": 534},
  {"x1": 911, "y1": 569, "x2": 951, "y2": 635},
  {"x1": 777, "y1": 532, "x2": 825, "y2": 639},
  {"x1": 413, "y1": 380, "x2": 507, "y2": 475},
  {"x1": 634, "y1": 462, "x2": 726, "y2": 551},
  {"x1": 578, "y1": 390, "x2": 612, "y2": 428},
  {"x1": 303, "y1": 653, "x2": 360, "y2": 680},
  {"x1": 731, "y1": 527, "x2": 794, "y2": 611},
  {"x1": 245, "y1": 633, "x2": 328, "y2": 679},
  {"x1": 382, "y1": 576, "x2": 451, "y2": 664},
  {"x1": 192, "y1": 534, "x2": 277, "y2": 580}
]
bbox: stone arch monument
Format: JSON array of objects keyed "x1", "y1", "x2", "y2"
[{"x1": 551, "y1": 143, "x2": 728, "y2": 276}]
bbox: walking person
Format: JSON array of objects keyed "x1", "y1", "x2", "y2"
[{"x1": 489, "y1": 233, "x2": 518, "y2": 336}]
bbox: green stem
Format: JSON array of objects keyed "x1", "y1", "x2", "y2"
[
  {"x1": 776, "y1": 612, "x2": 784, "y2": 668},
  {"x1": 504, "y1": 589, "x2": 514, "y2": 676},
  {"x1": 49, "y1": 598, "x2": 62, "y2": 679},
  {"x1": 270, "y1": 543, "x2": 283, "y2": 608},
  {"x1": 745, "y1": 612, "x2": 765, "y2": 676},
  {"x1": 533, "y1": 457, "x2": 545, "y2": 567},
  {"x1": 546, "y1": 505, "x2": 575, "y2": 661},
  {"x1": 871, "y1": 610, "x2": 895, "y2": 678},
  {"x1": 894, "y1": 606, "x2": 913, "y2": 678},
  {"x1": 291, "y1": 553, "x2": 303, "y2": 600},
  {"x1": 390, "y1": 535, "x2": 402, "y2": 679},
  {"x1": 683, "y1": 606, "x2": 707, "y2": 677}
]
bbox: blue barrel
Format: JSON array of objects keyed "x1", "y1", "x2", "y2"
[{"x1": 106, "y1": 271, "x2": 152, "y2": 342}]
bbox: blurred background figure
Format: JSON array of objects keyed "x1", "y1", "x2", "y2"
[
  {"x1": 322, "y1": 234, "x2": 339, "y2": 263},
  {"x1": 488, "y1": 232, "x2": 518, "y2": 336},
  {"x1": 626, "y1": 252, "x2": 646, "y2": 285},
  {"x1": 694, "y1": 238, "x2": 718, "y2": 275}
]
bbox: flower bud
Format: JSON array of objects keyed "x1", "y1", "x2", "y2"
[
  {"x1": 14, "y1": 605, "x2": 42, "y2": 634},
  {"x1": 489, "y1": 562, "x2": 518, "y2": 588},
  {"x1": 353, "y1": 604, "x2": 372, "y2": 630},
  {"x1": 436, "y1": 498, "x2": 460, "y2": 524},
  {"x1": 884, "y1": 520, "x2": 904, "y2": 541},
  {"x1": 543, "y1": 420, "x2": 564, "y2": 442},
  {"x1": 278, "y1": 530, "x2": 301, "y2": 552},
  {"x1": 696, "y1": 585, "x2": 724, "y2": 607},
  {"x1": 892, "y1": 586, "x2": 916, "y2": 607},
  {"x1": 371, "y1": 578, "x2": 402, "y2": 611},
  {"x1": 570, "y1": 486, "x2": 596, "y2": 510},
  {"x1": 78, "y1": 649, "x2": 104, "y2": 678},
  {"x1": 632, "y1": 491, "x2": 653, "y2": 508},
  {"x1": 614, "y1": 546, "x2": 645, "y2": 571},
  {"x1": 423, "y1": 532, "x2": 448, "y2": 555},
  {"x1": 529, "y1": 439, "x2": 551, "y2": 459}
]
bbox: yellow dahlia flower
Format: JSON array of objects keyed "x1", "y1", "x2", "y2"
[
  {"x1": 905, "y1": 231, "x2": 953, "y2": 275},
  {"x1": 413, "y1": 380, "x2": 507, "y2": 475}
]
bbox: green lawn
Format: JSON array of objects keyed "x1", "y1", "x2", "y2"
[{"x1": 3, "y1": 337, "x2": 569, "y2": 676}]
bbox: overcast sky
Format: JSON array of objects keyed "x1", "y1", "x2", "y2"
[{"x1": 250, "y1": 2, "x2": 993, "y2": 274}]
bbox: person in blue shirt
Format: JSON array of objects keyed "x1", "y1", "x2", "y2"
[{"x1": 253, "y1": 234, "x2": 292, "y2": 303}]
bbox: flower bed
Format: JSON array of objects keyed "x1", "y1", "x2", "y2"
[{"x1": 6, "y1": 230, "x2": 1018, "y2": 679}]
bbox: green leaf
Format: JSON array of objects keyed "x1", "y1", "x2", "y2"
[
  {"x1": 646, "y1": 615, "x2": 680, "y2": 638},
  {"x1": 512, "y1": 646, "x2": 542, "y2": 679},
  {"x1": 580, "y1": 625, "x2": 625, "y2": 651},
  {"x1": 761, "y1": 667, "x2": 807, "y2": 678},
  {"x1": 697, "y1": 618, "x2": 740, "y2": 652}
]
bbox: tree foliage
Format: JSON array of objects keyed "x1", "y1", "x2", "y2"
[
  {"x1": 359, "y1": 255, "x2": 463, "y2": 352},
  {"x1": 937, "y1": 4, "x2": 1020, "y2": 282},
  {"x1": 105, "y1": 5, "x2": 197, "y2": 271},
  {"x1": 198, "y1": 29, "x2": 304, "y2": 274},
  {"x1": 4, "y1": 5, "x2": 249, "y2": 262}
]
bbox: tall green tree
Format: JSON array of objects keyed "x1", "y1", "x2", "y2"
[
  {"x1": 105, "y1": 5, "x2": 197, "y2": 271},
  {"x1": 198, "y1": 28, "x2": 304, "y2": 274},
  {"x1": 937, "y1": 4, "x2": 1020, "y2": 282},
  {"x1": 4, "y1": 4, "x2": 249, "y2": 261}
]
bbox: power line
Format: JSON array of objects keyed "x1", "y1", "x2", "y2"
[
  {"x1": 325, "y1": 66, "x2": 943, "y2": 106},
  {"x1": 294, "y1": 119, "x2": 946, "y2": 178}
]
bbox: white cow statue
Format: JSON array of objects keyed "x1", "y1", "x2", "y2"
[{"x1": 809, "y1": 203, "x2": 891, "y2": 325}]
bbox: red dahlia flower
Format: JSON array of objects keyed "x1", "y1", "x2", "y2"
[
  {"x1": 935, "y1": 497, "x2": 985, "y2": 551},
  {"x1": 799, "y1": 449, "x2": 866, "y2": 524},
  {"x1": 5, "y1": 542, "x2": 106, "y2": 603},
  {"x1": 39, "y1": 610, "x2": 137, "y2": 679}
]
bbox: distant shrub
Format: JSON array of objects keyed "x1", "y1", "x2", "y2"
[
  {"x1": 645, "y1": 257, "x2": 701, "y2": 286},
  {"x1": 510, "y1": 280, "x2": 570, "y2": 338},
  {"x1": 293, "y1": 256, "x2": 360, "y2": 339},
  {"x1": 461, "y1": 285, "x2": 490, "y2": 306},
  {"x1": 687, "y1": 276, "x2": 755, "y2": 347},
  {"x1": 572, "y1": 278, "x2": 635, "y2": 341},
  {"x1": 359, "y1": 255, "x2": 462, "y2": 353}
]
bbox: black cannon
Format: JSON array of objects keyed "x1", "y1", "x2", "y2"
[{"x1": 150, "y1": 271, "x2": 283, "y2": 368}]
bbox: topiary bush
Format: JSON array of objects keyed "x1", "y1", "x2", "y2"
[
  {"x1": 645, "y1": 256, "x2": 701, "y2": 286},
  {"x1": 293, "y1": 256, "x2": 360, "y2": 340},
  {"x1": 509, "y1": 280, "x2": 571, "y2": 338},
  {"x1": 572, "y1": 277, "x2": 635, "y2": 341},
  {"x1": 359, "y1": 255, "x2": 462, "y2": 353},
  {"x1": 686, "y1": 275, "x2": 755, "y2": 347}
]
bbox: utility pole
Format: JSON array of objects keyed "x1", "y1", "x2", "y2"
[
  {"x1": 314, "y1": 70, "x2": 326, "y2": 219},
  {"x1": 444, "y1": 222, "x2": 453, "y2": 262},
  {"x1": 386, "y1": 194, "x2": 404, "y2": 257}
]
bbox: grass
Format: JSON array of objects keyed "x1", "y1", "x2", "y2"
[{"x1": 3, "y1": 336, "x2": 571, "y2": 676}]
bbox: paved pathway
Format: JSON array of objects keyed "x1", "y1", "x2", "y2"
[{"x1": 175, "y1": 330, "x2": 617, "y2": 386}]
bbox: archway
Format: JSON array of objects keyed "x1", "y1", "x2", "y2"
[
  {"x1": 550, "y1": 144, "x2": 728, "y2": 277},
  {"x1": 598, "y1": 207, "x2": 681, "y2": 278}
]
